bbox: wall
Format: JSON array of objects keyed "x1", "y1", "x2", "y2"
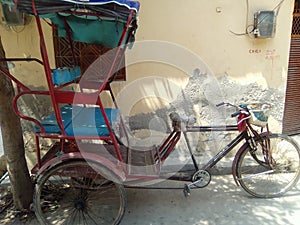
[
  {"x1": 0, "y1": 1, "x2": 295, "y2": 154},
  {"x1": 0, "y1": 13, "x2": 55, "y2": 156},
  {"x1": 112, "y1": 0, "x2": 296, "y2": 155},
  {"x1": 115, "y1": 0, "x2": 295, "y2": 131},
  {"x1": 0, "y1": 1, "x2": 294, "y2": 119},
  {"x1": 0, "y1": 15, "x2": 55, "y2": 88},
  {"x1": 132, "y1": 0, "x2": 293, "y2": 85}
]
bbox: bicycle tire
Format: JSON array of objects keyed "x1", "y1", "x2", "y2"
[
  {"x1": 34, "y1": 160, "x2": 126, "y2": 225},
  {"x1": 236, "y1": 133, "x2": 300, "y2": 198}
]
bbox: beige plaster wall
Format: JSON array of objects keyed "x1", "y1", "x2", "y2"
[
  {"x1": 0, "y1": 1, "x2": 295, "y2": 121},
  {"x1": 115, "y1": 0, "x2": 294, "y2": 117},
  {"x1": 132, "y1": 0, "x2": 294, "y2": 87},
  {"x1": 0, "y1": 15, "x2": 55, "y2": 89}
]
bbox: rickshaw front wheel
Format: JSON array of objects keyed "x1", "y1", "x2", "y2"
[{"x1": 34, "y1": 160, "x2": 126, "y2": 225}]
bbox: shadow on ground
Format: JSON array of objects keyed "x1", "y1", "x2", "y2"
[{"x1": 122, "y1": 175, "x2": 300, "y2": 225}]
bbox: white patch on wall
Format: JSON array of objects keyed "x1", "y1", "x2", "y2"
[{"x1": 127, "y1": 73, "x2": 285, "y2": 158}]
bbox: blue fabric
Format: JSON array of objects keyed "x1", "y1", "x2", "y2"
[
  {"x1": 52, "y1": 66, "x2": 81, "y2": 86},
  {"x1": 62, "y1": 0, "x2": 140, "y2": 11},
  {"x1": 66, "y1": 107, "x2": 119, "y2": 136},
  {"x1": 34, "y1": 105, "x2": 76, "y2": 133},
  {"x1": 35, "y1": 105, "x2": 119, "y2": 137}
]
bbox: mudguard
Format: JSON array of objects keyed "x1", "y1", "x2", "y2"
[{"x1": 36, "y1": 151, "x2": 126, "y2": 182}]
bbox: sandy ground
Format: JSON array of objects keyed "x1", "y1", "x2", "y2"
[
  {"x1": 122, "y1": 177, "x2": 300, "y2": 225},
  {"x1": 1, "y1": 174, "x2": 300, "y2": 225}
]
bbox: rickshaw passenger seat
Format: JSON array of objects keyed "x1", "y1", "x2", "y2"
[
  {"x1": 65, "y1": 107, "x2": 120, "y2": 136},
  {"x1": 34, "y1": 105, "x2": 75, "y2": 134},
  {"x1": 34, "y1": 105, "x2": 119, "y2": 137}
]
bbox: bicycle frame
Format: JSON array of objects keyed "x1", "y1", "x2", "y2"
[
  {"x1": 186, "y1": 125, "x2": 248, "y2": 171},
  {"x1": 156, "y1": 122, "x2": 254, "y2": 181}
]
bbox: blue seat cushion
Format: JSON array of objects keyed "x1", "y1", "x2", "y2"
[
  {"x1": 35, "y1": 105, "x2": 119, "y2": 137},
  {"x1": 34, "y1": 105, "x2": 76, "y2": 134},
  {"x1": 65, "y1": 107, "x2": 120, "y2": 136}
]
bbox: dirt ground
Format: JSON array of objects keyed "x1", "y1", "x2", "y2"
[
  {"x1": 121, "y1": 177, "x2": 300, "y2": 225},
  {"x1": 1, "y1": 174, "x2": 300, "y2": 225}
]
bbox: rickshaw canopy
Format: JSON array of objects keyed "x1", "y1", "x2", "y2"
[
  {"x1": 14, "y1": 0, "x2": 140, "y2": 16},
  {"x1": 4, "y1": 0, "x2": 140, "y2": 47}
]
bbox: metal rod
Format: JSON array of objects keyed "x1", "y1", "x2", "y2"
[
  {"x1": 201, "y1": 131, "x2": 247, "y2": 170},
  {"x1": 32, "y1": 0, "x2": 65, "y2": 135},
  {"x1": 183, "y1": 131, "x2": 199, "y2": 170},
  {"x1": 237, "y1": 170, "x2": 274, "y2": 181},
  {"x1": 187, "y1": 125, "x2": 239, "y2": 132},
  {"x1": 99, "y1": 10, "x2": 135, "y2": 93},
  {"x1": 0, "y1": 57, "x2": 43, "y2": 65}
]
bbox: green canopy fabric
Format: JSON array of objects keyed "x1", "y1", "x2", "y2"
[
  {"x1": 1, "y1": 0, "x2": 138, "y2": 47},
  {"x1": 49, "y1": 13, "x2": 128, "y2": 47}
]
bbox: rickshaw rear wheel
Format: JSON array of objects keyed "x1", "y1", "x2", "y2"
[{"x1": 34, "y1": 160, "x2": 126, "y2": 225}]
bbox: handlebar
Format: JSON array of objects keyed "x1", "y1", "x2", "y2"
[
  {"x1": 231, "y1": 111, "x2": 241, "y2": 118},
  {"x1": 216, "y1": 102, "x2": 225, "y2": 107},
  {"x1": 170, "y1": 102, "x2": 251, "y2": 126},
  {"x1": 216, "y1": 102, "x2": 238, "y2": 109},
  {"x1": 216, "y1": 102, "x2": 249, "y2": 118}
]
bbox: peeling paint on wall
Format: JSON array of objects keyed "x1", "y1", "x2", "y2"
[{"x1": 127, "y1": 73, "x2": 284, "y2": 155}]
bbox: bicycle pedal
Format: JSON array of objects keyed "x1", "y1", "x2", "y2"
[{"x1": 183, "y1": 184, "x2": 191, "y2": 197}]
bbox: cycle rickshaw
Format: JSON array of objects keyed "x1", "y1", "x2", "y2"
[{"x1": 0, "y1": 1, "x2": 300, "y2": 224}]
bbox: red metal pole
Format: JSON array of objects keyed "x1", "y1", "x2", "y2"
[
  {"x1": 31, "y1": 0, "x2": 65, "y2": 135},
  {"x1": 99, "y1": 10, "x2": 135, "y2": 93},
  {"x1": 98, "y1": 99, "x2": 123, "y2": 162},
  {"x1": 35, "y1": 134, "x2": 41, "y2": 169}
]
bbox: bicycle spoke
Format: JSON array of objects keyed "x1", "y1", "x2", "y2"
[
  {"x1": 34, "y1": 161, "x2": 126, "y2": 225},
  {"x1": 238, "y1": 170, "x2": 274, "y2": 181}
]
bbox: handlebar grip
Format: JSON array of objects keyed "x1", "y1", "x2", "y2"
[
  {"x1": 216, "y1": 102, "x2": 225, "y2": 107},
  {"x1": 231, "y1": 111, "x2": 241, "y2": 117}
]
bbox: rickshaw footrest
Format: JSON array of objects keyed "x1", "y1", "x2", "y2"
[{"x1": 127, "y1": 146, "x2": 158, "y2": 176}]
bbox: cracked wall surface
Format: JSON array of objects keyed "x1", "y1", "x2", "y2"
[{"x1": 125, "y1": 72, "x2": 285, "y2": 157}]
